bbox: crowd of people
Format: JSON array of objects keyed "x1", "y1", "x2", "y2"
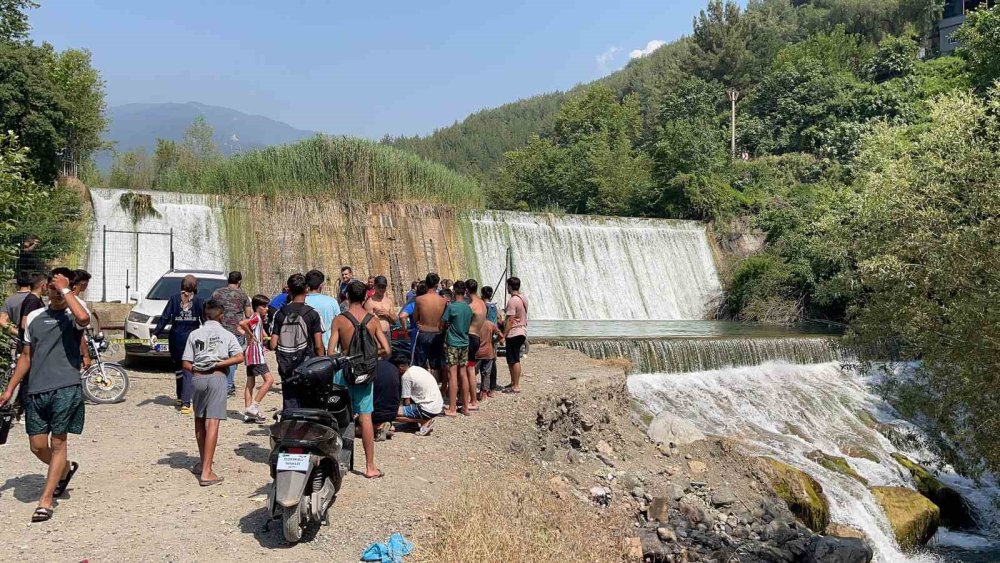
[{"x1": 0, "y1": 264, "x2": 529, "y2": 521}]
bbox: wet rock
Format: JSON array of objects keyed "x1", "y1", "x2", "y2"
[
  {"x1": 648, "y1": 497, "x2": 671, "y2": 522},
  {"x1": 825, "y1": 523, "x2": 866, "y2": 541},
  {"x1": 806, "y1": 450, "x2": 867, "y2": 485},
  {"x1": 804, "y1": 535, "x2": 874, "y2": 563},
  {"x1": 753, "y1": 456, "x2": 830, "y2": 533},
  {"x1": 648, "y1": 412, "x2": 706, "y2": 447},
  {"x1": 870, "y1": 486, "x2": 939, "y2": 549},
  {"x1": 891, "y1": 453, "x2": 975, "y2": 529},
  {"x1": 711, "y1": 487, "x2": 738, "y2": 507}
]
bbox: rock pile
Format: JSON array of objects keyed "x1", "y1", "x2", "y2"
[{"x1": 634, "y1": 481, "x2": 872, "y2": 563}]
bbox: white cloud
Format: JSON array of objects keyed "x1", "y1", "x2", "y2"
[
  {"x1": 629, "y1": 39, "x2": 666, "y2": 60},
  {"x1": 596, "y1": 46, "x2": 619, "y2": 72}
]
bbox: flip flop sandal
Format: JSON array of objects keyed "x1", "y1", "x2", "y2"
[
  {"x1": 199, "y1": 476, "x2": 225, "y2": 487},
  {"x1": 53, "y1": 461, "x2": 79, "y2": 498},
  {"x1": 364, "y1": 469, "x2": 385, "y2": 479},
  {"x1": 31, "y1": 506, "x2": 54, "y2": 523},
  {"x1": 501, "y1": 387, "x2": 521, "y2": 394}
]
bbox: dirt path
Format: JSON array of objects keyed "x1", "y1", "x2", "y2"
[{"x1": 0, "y1": 344, "x2": 612, "y2": 562}]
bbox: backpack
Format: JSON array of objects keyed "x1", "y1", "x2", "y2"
[
  {"x1": 276, "y1": 303, "x2": 316, "y2": 376},
  {"x1": 340, "y1": 311, "x2": 378, "y2": 385}
]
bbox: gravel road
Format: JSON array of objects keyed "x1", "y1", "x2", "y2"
[{"x1": 0, "y1": 343, "x2": 603, "y2": 562}]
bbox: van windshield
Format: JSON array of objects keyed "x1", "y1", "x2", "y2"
[{"x1": 146, "y1": 277, "x2": 227, "y2": 301}]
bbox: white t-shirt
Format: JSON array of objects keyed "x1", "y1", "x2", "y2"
[{"x1": 401, "y1": 366, "x2": 443, "y2": 415}]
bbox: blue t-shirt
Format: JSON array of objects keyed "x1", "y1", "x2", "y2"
[
  {"x1": 269, "y1": 292, "x2": 288, "y2": 309},
  {"x1": 305, "y1": 292, "x2": 340, "y2": 348},
  {"x1": 400, "y1": 300, "x2": 418, "y2": 345}
]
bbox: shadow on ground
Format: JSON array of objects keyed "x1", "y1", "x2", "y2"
[
  {"x1": 0, "y1": 473, "x2": 47, "y2": 502},
  {"x1": 234, "y1": 442, "x2": 270, "y2": 464},
  {"x1": 157, "y1": 451, "x2": 200, "y2": 472},
  {"x1": 137, "y1": 395, "x2": 178, "y2": 408}
]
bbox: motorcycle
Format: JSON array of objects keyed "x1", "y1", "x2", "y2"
[
  {"x1": 266, "y1": 355, "x2": 356, "y2": 543},
  {"x1": 81, "y1": 329, "x2": 130, "y2": 404}
]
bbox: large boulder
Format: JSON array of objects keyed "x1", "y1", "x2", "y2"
[
  {"x1": 805, "y1": 535, "x2": 874, "y2": 563},
  {"x1": 891, "y1": 453, "x2": 975, "y2": 529},
  {"x1": 646, "y1": 412, "x2": 706, "y2": 446},
  {"x1": 753, "y1": 456, "x2": 830, "y2": 532},
  {"x1": 870, "y1": 486, "x2": 940, "y2": 549}
]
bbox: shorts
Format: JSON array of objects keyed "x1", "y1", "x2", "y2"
[
  {"x1": 401, "y1": 403, "x2": 438, "y2": 420},
  {"x1": 506, "y1": 335, "x2": 527, "y2": 365},
  {"x1": 334, "y1": 371, "x2": 374, "y2": 415},
  {"x1": 192, "y1": 375, "x2": 228, "y2": 420},
  {"x1": 467, "y1": 334, "x2": 481, "y2": 366},
  {"x1": 25, "y1": 385, "x2": 85, "y2": 436},
  {"x1": 444, "y1": 345, "x2": 466, "y2": 367},
  {"x1": 247, "y1": 363, "x2": 270, "y2": 377},
  {"x1": 414, "y1": 331, "x2": 444, "y2": 370}
]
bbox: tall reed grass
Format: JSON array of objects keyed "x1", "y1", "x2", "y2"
[{"x1": 151, "y1": 136, "x2": 484, "y2": 209}]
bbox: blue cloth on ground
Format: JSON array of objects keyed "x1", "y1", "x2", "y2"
[{"x1": 361, "y1": 532, "x2": 413, "y2": 562}]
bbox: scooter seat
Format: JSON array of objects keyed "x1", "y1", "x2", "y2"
[{"x1": 281, "y1": 408, "x2": 336, "y2": 427}]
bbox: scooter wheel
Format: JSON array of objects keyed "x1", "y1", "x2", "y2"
[{"x1": 282, "y1": 505, "x2": 303, "y2": 543}]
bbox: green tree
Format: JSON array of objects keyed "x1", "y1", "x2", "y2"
[
  {"x1": 153, "y1": 138, "x2": 182, "y2": 177},
  {"x1": 833, "y1": 90, "x2": 1000, "y2": 472},
  {"x1": 44, "y1": 47, "x2": 108, "y2": 165},
  {"x1": 0, "y1": 131, "x2": 44, "y2": 276},
  {"x1": 0, "y1": 0, "x2": 37, "y2": 44},
  {"x1": 182, "y1": 115, "x2": 220, "y2": 163},
  {"x1": 496, "y1": 85, "x2": 652, "y2": 215},
  {"x1": 955, "y1": 5, "x2": 1000, "y2": 92}
]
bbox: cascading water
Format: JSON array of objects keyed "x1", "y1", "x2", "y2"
[
  {"x1": 559, "y1": 337, "x2": 846, "y2": 373},
  {"x1": 470, "y1": 211, "x2": 722, "y2": 320},
  {"x1": 86, "y1": 188, "x2": 227, "y2": 302},
  {"x1": 628, "y1": 362, "x2": 999, "y2": 562}
]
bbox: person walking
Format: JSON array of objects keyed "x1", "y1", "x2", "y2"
[
  {"x1": 329, "y1": 280, "x2": 390, "y2": 479},
  {"x1": 211, "y1": 272, "x2": 252, "y2": 395},
  {"x1": 182, "y1": 300, "x2": 244, "y2": 487},
  {"x1": 0, "y1": 270, "x2": 89, "y2": 522},
  {"x1": 502, "y1": 277, "x2": 528, "y2": 394},
  {"x1": 151, "y1": 275, "x2": 204, "y2": 414}
]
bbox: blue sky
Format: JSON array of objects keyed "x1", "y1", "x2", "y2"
[{"x1": 31, "y1": 0, "x2": 721, "y2": 138}]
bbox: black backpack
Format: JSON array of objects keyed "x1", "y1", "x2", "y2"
[
  {"x1": 276, "y1": 304, "x2": 316, "y2": 376},
  {"x1": 340, "y1": 311, "x2": 378, "y2": 385}
]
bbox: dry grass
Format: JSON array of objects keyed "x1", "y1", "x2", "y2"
[
  {"x1": 599, "y1": 356, "x2": 635, "y2": 373},
  {"x1": 414, "y1": 474, "x2": 630, "y2": 563}
]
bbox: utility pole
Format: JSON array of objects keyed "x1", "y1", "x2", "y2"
[{"x1": 727, "y1": 89, "x2": 740, "y2": 159}]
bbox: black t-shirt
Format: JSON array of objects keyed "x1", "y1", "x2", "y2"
[
  {"x1": 372, "y1": 359, "x2": 401, "y2": 424},
  {"x1": 17, "y1": 293, "x2": 44, "y2": 341},
  {"x1": 272, "y1": 302, "x2": 323, "y2": 346}
]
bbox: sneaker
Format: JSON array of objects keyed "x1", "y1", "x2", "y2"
[
  {"x1": 374, "y1": 423, "x2": 386, "y2": 442},
  {"x1": 227, "y1": 387, "x2": 236, "y2": 397},
  {"x1": 174, "y1": 399, "x2": 183, "y2": 407},
  {"x1": 179, "y1": 405, "x2": 193, "y2": 415}
]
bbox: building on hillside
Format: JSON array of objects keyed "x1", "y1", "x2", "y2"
[{"x1": 940, "y1": 0, "x2": 996, "y2": 53}]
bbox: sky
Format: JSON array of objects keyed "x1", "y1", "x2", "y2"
[{"x1": 30, "y1": 0, "x2": 724, "y2": 139}]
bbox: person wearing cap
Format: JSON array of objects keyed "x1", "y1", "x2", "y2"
[{"x1": 364, "y1": 275, "x2": 395, "y2": 344}]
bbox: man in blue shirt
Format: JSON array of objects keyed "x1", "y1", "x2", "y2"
[{"x1": 304, "y1": 270, "x2": 340, "y2": 350}]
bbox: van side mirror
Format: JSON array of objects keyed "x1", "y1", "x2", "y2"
[{"x1": 130, "y1": 291, "x2": 143, "y2": 302}]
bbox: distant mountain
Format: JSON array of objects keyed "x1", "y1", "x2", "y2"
[{"x1": 97, "y1": 102, "x2": 316, "y2": 170}]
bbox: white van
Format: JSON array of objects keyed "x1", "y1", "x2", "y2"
[{"x1": 123, "y1": 270, "x2": 229, "y2": 364}]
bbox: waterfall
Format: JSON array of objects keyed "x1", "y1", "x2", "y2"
[
  {"x1": 86, "y1": 188, "x2": 227, "y2": 302},
  {"x1": 628, "y1": 362, "x2": 999, "y2": 562},
  {"x1": 470, "y1": 211, "x2": 722, "y2": 320},
  {"x1": 559, "y1": 337, "x2": 846, "y2": 373}
]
